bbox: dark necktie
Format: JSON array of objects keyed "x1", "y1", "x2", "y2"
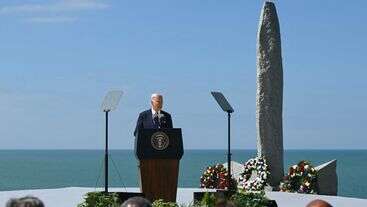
[{"x1": 153, "y1": 114, "x2": 159, "y2": 128}]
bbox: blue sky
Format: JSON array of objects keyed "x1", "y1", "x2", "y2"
[{"x1": 0, "y1": 0, "x2": 366, "y2": 149}]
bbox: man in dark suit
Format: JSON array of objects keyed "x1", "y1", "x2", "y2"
[{"x1": 134, "y1": 93, "x2": 173, "y2": 136}]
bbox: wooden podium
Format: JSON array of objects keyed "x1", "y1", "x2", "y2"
[{"x1": 135, "y1": 128, "x2": 184, "y2": 202}]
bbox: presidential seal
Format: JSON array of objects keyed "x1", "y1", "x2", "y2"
[{"x1": 151, "y1": 131, "x2": 169, "y2": 150}]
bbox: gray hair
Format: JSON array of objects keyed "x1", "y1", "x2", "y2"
[
  {"x1": 120, "y1": 197, "x2": 152, "y2": 207},
  {"x1": 6, "y1": 196, "x2": 44, "y2": 207},
  {"x1": 151, "y1": 93, "x2": 162, "y2": 100}
]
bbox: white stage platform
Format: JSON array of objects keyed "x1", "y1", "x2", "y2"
[{"x1": 1, "y1": 187, "x2": 366, "y2": 207}]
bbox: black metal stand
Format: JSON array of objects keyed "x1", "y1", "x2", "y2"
[
  {"x1": 104, "y1": 110, "x2": 109, "y2": 193},
  {"x1": 101, "y1": 109, "x2": 146, "y2": 201},
  {"x1": 227, "y1": 111, "x2": 232, "y2": 190}
]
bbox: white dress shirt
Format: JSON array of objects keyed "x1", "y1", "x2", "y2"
[{"x1": 151, "y1": 108, "x2": 161, "y2": 116}]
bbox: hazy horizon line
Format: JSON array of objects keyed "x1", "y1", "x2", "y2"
[{"x1": 0, "y1": 148, "x2": 366, "y2": 151}]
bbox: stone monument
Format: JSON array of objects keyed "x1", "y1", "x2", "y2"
[
  {"x1": 256, "y1": 1, "x2": 284, "y2": 187},
  {"x1": 315, "y1": 160, "x2": 338, "y2": 195}
]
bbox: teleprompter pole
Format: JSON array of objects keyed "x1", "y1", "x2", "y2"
[
  {"x1": 105, "y1": 110, "x2": 109, "y2": 193},
  {"x1": 227, "y1": 111, "x2": 232, "y2": 190}
]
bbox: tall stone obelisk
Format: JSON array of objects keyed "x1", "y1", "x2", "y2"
[{"x1": 256, "y1": 1, "x2": 284, "y2": 187}]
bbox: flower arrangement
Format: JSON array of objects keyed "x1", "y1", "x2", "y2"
[
  {"x1": 238, "y1": 156, "x2": 270, "y2": 191},
  {"x1": 279, "y1": 160, "x2": 318, "y2": 194},
  {"x1": 200, "y1": 163, "x2": 237, "y2": 190}
]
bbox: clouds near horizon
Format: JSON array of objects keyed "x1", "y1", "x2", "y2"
[{"x1": 0, "y1": 0, "x2": 109, "y2": 23}]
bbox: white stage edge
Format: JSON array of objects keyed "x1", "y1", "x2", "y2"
[{"x1": 1, "y1": 187, "x2": 366, "y2": 207}]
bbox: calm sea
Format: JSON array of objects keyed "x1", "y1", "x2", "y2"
[{"x1": 0, "y1": 150, "x2": 365, "y2": 199}]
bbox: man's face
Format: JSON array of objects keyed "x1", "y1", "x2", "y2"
[{"x1": 151, "y1": 96, "x2": 163, "y2": 111}]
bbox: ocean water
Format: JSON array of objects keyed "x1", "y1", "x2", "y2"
[{"x1": 0, "y1": 150, "x2": 366, "y2": 199}]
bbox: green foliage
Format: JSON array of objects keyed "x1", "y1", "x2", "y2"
[
  {"x1": 152, "y1": 199, "x2": 179, "y2": 207},
  {"x1": 78, "y1": 192, "x2": 121, "y2": 207},
  {"x1": 152, "y1": 198, "x2": 211, "y2": 207},
  {"x1": 77, "y1": 190, "x2": 273, "y2": 207},
  {"x1": 230, "y1": 191, "x2": 271, "y2": 207},
  {"x1": 200, "y1": 192, "x2": 216, "y2": 207},
  {"x1": 195, "y1": 191, "x2": 272, "y2": 207}
]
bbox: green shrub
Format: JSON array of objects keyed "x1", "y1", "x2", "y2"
[
  {"x1": 77, "y1": 191, "x2": 272, "y2": 207},
  {"x1": 78, "y1": 192, "x2": 121, "y2": 207},
  {"x1": 152, "y1": 199, "x2": 206, "y2": 207},
  {"x1": 196, "y1": 191, "x2": 272, "y2": 207},
  {"x1": 152, "y1": 199, "x2": 179, "y2": 207},
  {"x1": 230, "y1": 191, "x2": 271, "y2": 207},
  {"x1": 199, "y1": 192, "x2": 216, "y2": 207}
]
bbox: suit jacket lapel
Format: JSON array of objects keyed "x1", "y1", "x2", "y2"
[{"x1": 146, "y1": 110, "x2": 154, "y2": 128}]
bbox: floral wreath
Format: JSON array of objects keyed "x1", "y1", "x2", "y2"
[
  {"x1": 239, "y1": 156, "x2": 269, "y2": 191},
  {"x1": 200, "y1": 163, "x2": 237, "y2": 190},
  {"x1": 279, "y1": 160, "x2": 318, "y2": 194}
]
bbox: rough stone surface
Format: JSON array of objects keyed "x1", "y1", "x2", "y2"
[
  {"x1": 256, "y1": 1, "x2": 284, "y2": 187},
  {"x1": 315, "y1": 160, "x2": 338, "y2": 196}
]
